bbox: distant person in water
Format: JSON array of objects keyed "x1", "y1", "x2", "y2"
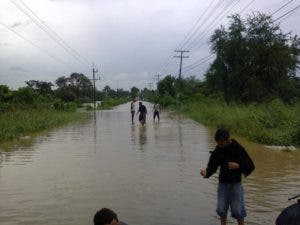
[
  {"x1": 200, "y1": 128, "x2": 255, "y2": 225},
  {"x1": 136, "y1": 102, "x2": 147, "y2": 125},
  {"x1": 94, "y1": 208, "x2": 128, "y2": 225},
  {"x1": 130, "y1": 99, "x2": 136, "y2": 124},
  {"x1": 153, "y1": 103, "x2": 160, "y2": 122}
]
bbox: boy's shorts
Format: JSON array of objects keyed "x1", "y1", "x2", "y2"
[{"x1": 216, "y1": 182, "x2": 246, "y2": 219}]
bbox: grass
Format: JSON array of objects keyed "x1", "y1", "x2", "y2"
[
  {"x1": 0, "y1": 108, "x2": 90, "y2": 142},
  {"x1": 177, "y1": 93, "x2": 300, "y2": 146},
  {"x1": 100, "y1": 97, "x2": 129, "y2": 110}
]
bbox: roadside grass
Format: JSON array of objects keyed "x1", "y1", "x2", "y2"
[
  {"x1": 178, "y1": 94, "x2": 300, "y2": 146},
  {"x1": 100, "y1": 97, "x2": 129, "y2": 110},
  {"x1": 0, "y1": 108, "x2": 89, "y2": 142}
]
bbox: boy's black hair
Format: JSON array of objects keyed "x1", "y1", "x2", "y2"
[
  {"x1": 214, "y1": 128, "x2": 230, "y2": 142},
  {"x1": 94, "y1": 208, "x2": 118, "y2": 225}
]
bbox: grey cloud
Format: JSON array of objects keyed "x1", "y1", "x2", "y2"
[
  {"x1": 0, "y1": 43, "x2": 10, "y2": 46},
  {"x1": 9, "y1": 66, "x2": 29, "y2": 73}
]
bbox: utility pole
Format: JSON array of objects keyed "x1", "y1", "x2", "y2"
[
  {"x1": 148, "y1": 82, "x2": 153, "y2": 90},
  {"x1": 154, "y1": 74, "x2": 160, "y2": 88},
  {"x1": 91, "y1": 67, "x2": 100, "y2": 109},
  {"x1": 174, "y1": 50, "x2": 189, "y2": 80}
]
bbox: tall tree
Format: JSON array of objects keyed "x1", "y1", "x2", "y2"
[
  {"x1": 205, "y1": 13, "x2": 300, "y2": 103},
  {"x1": 157, "y1": 75, "x2": 176, "y2": 97},
  {"x1": 26, "y1": 80, "x2": 53, "y2": 95},
  {"x1": 54, "y1": 73, "x2": 93, "y2": 102},
  {"x1": 130, "y1": 86, "x2": 140, "y2": 99}
]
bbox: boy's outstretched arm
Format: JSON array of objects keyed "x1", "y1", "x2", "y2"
[{"x1": 200, "y1": 150, "x2": 220, "y2": 178}]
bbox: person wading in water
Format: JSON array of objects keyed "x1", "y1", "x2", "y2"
[
  {"x1": 136, "y1": 101, "x2": 147, "y2": 126},
  {"x1": 200, "y1": 128, "x2": 255, "y2": 225},
  {"x1": 152, "y1": 103, "x2": 160, "y2": 123},
  {"x1": 130, "y1": 99, "x2": 136, "y2": 124}
]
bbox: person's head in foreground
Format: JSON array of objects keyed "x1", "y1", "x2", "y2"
[
  {"x1": 214, "y1": 128, "x2": 230, "y2": 146},
  {"x1": 94, "y1": 208, "x2": 127, "y2": 225}
]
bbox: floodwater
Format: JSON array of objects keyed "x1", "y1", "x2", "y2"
[{"x1": 0, "y1": 102, "x2": 299, "y2": 225}]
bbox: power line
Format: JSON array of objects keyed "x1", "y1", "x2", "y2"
[
  {"x1": 159, "y1": 0, "x2": 226, "y2": 75},
  {"x1": 186, "y1": 0, "x2": 242, "y2": 51},
  {"x1": 183, "y1": 54, "x2": 215, "y2": 74},
  {"x1": 273, "y1": 4, "x2": 300, "y2": 22},
  {"x1": 178, "y1": 0, "x2": 225, "y2": 50},
  {"x1": 271, "y1": 0, "x2": 295, "y2": 16},
  {"x1": 10, "y1": 0, "x2": 91, "y2": 67},
  {"x1": 0, "y1": 21, "x2": 73, "y2": 68},
  {"x1": 192, "y1": 0, "x2": 297, "y2": 53},
  {"x1": 17, "y1": 0, "x2": 92, "y2": 65},
  {"x1": 183, "y1": 54, "x2": 214, "y2": 70},
  {"x1": 238, "y1": 0, "x2": 256, "y2": 14}
]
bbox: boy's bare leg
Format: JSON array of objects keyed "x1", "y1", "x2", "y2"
[
  {"x1": 237, "y1": 219, "x2": 244, "y2": 225},
  {"x1": 220, "y1": 216, "x2": 227, "y2": 225}
]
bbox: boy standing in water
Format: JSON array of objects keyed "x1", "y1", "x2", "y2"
[
  {"x1": 130, "y1": 99, "x2": 136, "y2": 124},
  {"x1": 153, "y1": 103, "x2": 160, "y2": 122},
  {"x1": 136, "y1": 102, "x2": 147, "y2": 125},
  {"x1": 200, "y1": 128, "x2": 255, "y2": 225}
]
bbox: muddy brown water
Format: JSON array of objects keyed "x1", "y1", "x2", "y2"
[{"x1": 0, "y1": 102, "x2": 299, "y2": 225}]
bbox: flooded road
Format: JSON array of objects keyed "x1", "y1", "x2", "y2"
[{"x1": 0, "y1": 102, "x2": 299, "y2": 225}]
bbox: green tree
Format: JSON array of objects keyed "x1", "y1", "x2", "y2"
[
  {"x1": 205, "y1": 13, "x2": 300, "y2": 103},
  {"x1": 0, "y1": 85, "x2": 12, "y2": 102},
  {"x1": 130, "y1": 86, "x2": 140, "y2": 99},
  {"x1": 157, "y1": 75, "x2": 176, "y2": 97},
  {"x1": 55, "y1": 73, "x2": 93, "y2": 102},
  {"x1": 26, "y1": 80, "x2": 53, "y2": 96}
]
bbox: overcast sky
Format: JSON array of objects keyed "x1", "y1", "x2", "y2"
[{"x1": 0, "y1": 0, "x2": 299, "y2": 91}]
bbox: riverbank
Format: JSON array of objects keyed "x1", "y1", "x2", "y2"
[
  {"x1": 174, "y1": 94, "x2": 299, "y2": 146},
  {"x1": 0, "y1": 108, "x2": 89, "y2": 142}
]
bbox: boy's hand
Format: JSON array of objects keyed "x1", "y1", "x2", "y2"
[
  {"x1": 200, "y1": 169, "x2": 207, "y2": 177},
  {"x1": 228, "y1": 162, "x2": 240, "y2": 170}
]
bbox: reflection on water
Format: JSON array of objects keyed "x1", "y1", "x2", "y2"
[
  {"x1": 0, "y1": 102, "x2": 299, "y2": 225},
  {"x1": 138, "y1": 126, "x2": 147, "y2": 147}
]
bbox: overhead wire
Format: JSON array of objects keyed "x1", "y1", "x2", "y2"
[
  {"x1": 175, "y1": 0, "x2": 219, "y2": 51},
  {"x1": 185, "y1": 0, "x2": 242, "y2": 51},
  {"x1": 182, "y1": 1, "x2": 299, "y2": 83},
  {"x1": 273, "y1": 4, "x2": 300, "y2": 22},
  {"x1": 183, "y1": 54, "x2": 214, "y2": 70},
  {"x1": 16, "y1": 0, "x2": 92, "y2": 66},
  {"x1": 0, "y1": 21, "x2": 73, "y2": 69},
  {"x1": 181, "y1": 0, "x2": 258, "y2": 76},
  {"x1": 179, "y1": 0, "x2": 226, "y2": 50},
  {"x1": 159, "y1": 0, "x2": 227, "y2": 76},
  {"x1": 271, "y1": 0, "x2": 295, "y2": 16},
  {"x1": 238, "y1": 0, "x2": 256, "y2": 14},
  {"x1": 183, "y1": 54, "x2": 215, "y2": 74},
  {"x1": 10, "y1": 0, "x2": 91, "y2": 67}
]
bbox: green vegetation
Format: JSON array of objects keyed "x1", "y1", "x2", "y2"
[
  {"x1": 0, "y1": 108, "x2": 89, "y2": 142},
  {"x1": 100, "y1": 96, "x2": 129, "y2": 109},
  {"x1": 150, "y1": 13, "x2": 300, "y2": 146},
  {"x1": 206, "y1": 13, "x2": 299, "y2": 104},
  {"x1": 178, "y1": 94, "x2": 300, "y2": 146}
]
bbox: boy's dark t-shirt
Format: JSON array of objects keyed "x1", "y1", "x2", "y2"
[
  {"x1": 138, "y1": 105, "x2": 147, "y2": 114},
  {"x1": 205, "y1": 139, "x2": 255, "y2": 183}
]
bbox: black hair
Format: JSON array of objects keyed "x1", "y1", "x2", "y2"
[
  {"x1": 214, "y1": 128, "x2": 230, "y2": 142},
  {"x1": 94, "y1": 208, "x2": 118, "y2": 225}
]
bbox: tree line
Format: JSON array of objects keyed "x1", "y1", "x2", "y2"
[
  {"x1": 0, "y1": 72, "x2": 152, "y2": 112},
  {"x1": 156, "y1": 13, "x2": 300, "y2": 105}
]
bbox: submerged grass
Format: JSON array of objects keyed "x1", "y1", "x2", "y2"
[
  {"x1": 178, "y1": 94, "x2": 300, "y2": 146},
  {"x1": 0, "y1": 108, "x2": 89, "y2": 142}
]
